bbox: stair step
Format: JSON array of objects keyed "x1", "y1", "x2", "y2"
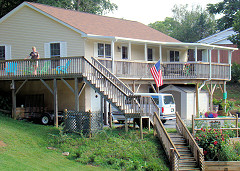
[{"x1": 179, "y1": 168, "x2": 200, "y2": 171}]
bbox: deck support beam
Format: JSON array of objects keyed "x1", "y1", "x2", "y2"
[
  {"x1": 195, "y1": 83, "x2": 199, "y2": 116},
  {"x1": 75, "y1": 78, "x2": 79, "y2": 111},
  {"x1": 223, "y1": 81, "x2": 227, "y2": 112},
  {"x1": 40, "y1": 79, "x2": 53, "y2": 95},
  {"x1": 53, "y1": 79, "x2": 58, "y2": 128},
  {"x1": 11, "y1": 80, "x2": 16, "y2": 120}
]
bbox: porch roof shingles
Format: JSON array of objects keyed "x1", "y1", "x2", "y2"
[{"x1": 27, "y1": 2, "x2": 180, "y2": 43}]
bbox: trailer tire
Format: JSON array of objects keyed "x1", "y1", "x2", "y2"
[{"x1": 41, "y1": 114, "x2": 51, "y2": 125}]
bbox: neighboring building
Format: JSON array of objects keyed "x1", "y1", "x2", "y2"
[
  {"x1": 159, "y1": 85, "x2": 209, "y2": 120},
  {"x1": 197, "y1": 27, "x2": 240, "y2": 64},
  {"x1": 0, "y1": 2, "x2": 237, "y2": 120}
]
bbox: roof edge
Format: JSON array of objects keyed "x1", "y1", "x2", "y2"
[{"x1": 198, "y1": 27, "x2": 235, "y2": 43}]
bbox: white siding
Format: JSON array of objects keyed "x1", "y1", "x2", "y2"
[{"x1": 0, "y1": 6, "x2": 84, "y2": 59}]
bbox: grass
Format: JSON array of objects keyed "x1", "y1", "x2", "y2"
[
  {"x1": 0, "y1": 114, "x2": 170, "y2": 170},
  {"x1": 0, "y1": 114, "x2": 109, "y2": 171}
]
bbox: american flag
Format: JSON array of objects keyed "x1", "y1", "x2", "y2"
[{"x1": 150, "y1": 60, "x2": 163, "y2": 87}]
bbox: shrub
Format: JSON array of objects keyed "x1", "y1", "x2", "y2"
[{"x1": 195, "y1": 128, "x2": 229, "y2": 160}]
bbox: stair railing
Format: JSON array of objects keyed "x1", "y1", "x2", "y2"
[
  {"x1": 91, "y1": 57, "x2": 133, "y2": 96},
  {"x1": 153, "y1": 112, "x2": 180, "y2": 170},
  {"x1": 82, "y1": 57, "x2": 142, "y2": 114},
  {"x1": 176, "y1": 112, "x2": 204, "y2": 170}
]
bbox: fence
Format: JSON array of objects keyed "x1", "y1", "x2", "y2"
[
  {"x1": 192, "y1": 115, "x2": 239, "y2": 137},
  {"x1": 64, "y1": 110, "x2": 103, "y2": 136}
]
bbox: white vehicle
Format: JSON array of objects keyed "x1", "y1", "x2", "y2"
[{"x1": 134, "y1": 93, "x2": 176, "y2": 124}]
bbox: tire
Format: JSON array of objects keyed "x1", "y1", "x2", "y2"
[
  {"x1": 41, "y1": 114, "x2": 51, "y2": 125},
  {"x1": 161, "y1": 120, "x2": 166, "y2": 124}
]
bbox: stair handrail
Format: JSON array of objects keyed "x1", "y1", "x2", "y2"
[
  {"x1": 153, "y1": 112, "x2": 180, "y2": 163},
  {"x1": 82, "y1": 57, "x2": 142, "y2": 114},
  {"x1": 83, "y1": 57, "x2": 129, "y2": 97},
  {"x1": 91, "y1": 57, "x2": 134, "y2": 95},
  {"x1": 175, "y1": 112, "x2": 204, "y2": 170}
]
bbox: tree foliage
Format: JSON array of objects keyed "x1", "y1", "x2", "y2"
[
  {"x1": 207, "y1": 0, "x2": 240, "y2": 31},
  {"x1": 0, "y1": 0, "x2": 117, "y2": 18},
  {"x1": 229, "y1": 11, "x2": 240, "y2": 47},
  {"x1": 149, "y1": 4, "x2": 217, "y2": 43},
  {"x1": 148, "y1": 17, "x2": 179, "y2": 36}
]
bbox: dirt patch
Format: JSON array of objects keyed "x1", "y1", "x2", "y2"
[{"x1": 0, "y1": 140, "x2": 7, "y2": 147}]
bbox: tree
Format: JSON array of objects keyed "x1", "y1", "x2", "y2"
[
  {"x1": 149, "y1": 4, "x2": 216, "y2": 42},
  {"x1": 229, "y1": 11, "x2": 240, "y2": 47},
  {"x1": 207, "y1": 0, "x2": 240, "y2": 31},
  {"x1": 172, "y1": 4, "x2": 216, "y2": 42},
  {"x1": 148, "y1": 17, "x2": 179, "y2": 37},
  {"x1": 0, "y1": 0, "x2": 117, "y2": 18}
]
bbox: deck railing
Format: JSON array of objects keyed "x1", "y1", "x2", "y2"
[
  {"x1": 176, "y1": 112, "x2": 204, "y2": 170},
  {"x1": 0, "y1": 57, "x2": 83, "y2": 79},
  {"x1": 98, "y1": 59, "x2": 230, "y2": 80},
  {"x1": 153, "y1": 112, "x2": 180, "y2": 170}
]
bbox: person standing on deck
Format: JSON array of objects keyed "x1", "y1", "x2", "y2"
[{"x1": 26, "y1": 46, "x2": 39, "y2": 75}]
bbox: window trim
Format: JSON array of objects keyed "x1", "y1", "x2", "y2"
[
  {"x1": 168, "y1": 50, "x2": 180, "y2": 62},
  {"x1": 121, "y1": 45, "x2": 128, "y2": 60},
  {"x1": 96, "y1": 42, "x2": 112, "y2": 58},
  {"x1": 147, "y1": 48, "x2": 155, "y2": 61},
  {"x1": 0, "y1": 44, "x2": 11, "y2": 60}
]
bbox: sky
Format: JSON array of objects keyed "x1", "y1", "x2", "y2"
[{"x1": 106, "y1": 0, "x2": 223, "y2": 25}]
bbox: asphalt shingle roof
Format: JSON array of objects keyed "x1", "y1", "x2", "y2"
[{"x1": 28, "y1": 2, "x2": 180, "y2": 43}]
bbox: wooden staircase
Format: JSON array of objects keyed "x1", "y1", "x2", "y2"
[
  {"x1": 169, "y1": 133, "x2": 200, "y2": 171},
  {"x1": 85, "y1": 57, "x2": 204, "y2": 171}
]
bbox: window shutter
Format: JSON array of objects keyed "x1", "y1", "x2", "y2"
[
  {"x1": 5, "y1": 45, "x2": 11, "y2": 60},
  {"x1": 44, "y1": 43, "x2": 50, "y2": 58},
  {"x1": 60, "y1": 42, "x2": 67, "y2": 57},
  {"x1": 94, "y1": 42, "x2": 98, "y2": 57}
]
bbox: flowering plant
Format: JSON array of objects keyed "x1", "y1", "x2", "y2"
[
  {"x1": 205, "y1": 112, "x2": 218, "y2": 118},
  {"x1": 195, "y1": 128, "x2": 229, "y2": 160}
]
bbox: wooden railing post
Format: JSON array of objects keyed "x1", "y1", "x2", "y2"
[
  {"x1": 236, "y1": 114, "x2": 239, "y2": 138},
  {"x1": 192, "y1": 114, "x2": 195, "y2": 137},
  {"x1": 170, "y1": 148, "x2": 175, "y2": 171}
]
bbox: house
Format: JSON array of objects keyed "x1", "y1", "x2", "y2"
[
  {"x1": 0, "y1": 2, "x2": 237, "y2": 123},
  {"x1": 197, "y1": 27, "x2": 240, "y2": 64},
  {"x1": 159, "y1": 85, "x2": 209, "y2": 120}
]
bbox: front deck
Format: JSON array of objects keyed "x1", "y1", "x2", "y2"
[{"x1": 0, "y1": 56, "x2": 230, "y2": 83}]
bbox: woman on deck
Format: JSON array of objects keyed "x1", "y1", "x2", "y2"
[{"x1": 26, "y1": 46, "x2": 39, "y2": 75}]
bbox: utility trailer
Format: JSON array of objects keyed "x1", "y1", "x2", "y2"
[{"x1": 23, "y1": 94, "x2": 63, "y2": 125}]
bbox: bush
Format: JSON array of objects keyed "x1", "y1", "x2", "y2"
[
  {"x1": 213, "y1": 98, "x2": 234, "y2": 112},
  {"x1": 230, "y1": 62, "x2": 240, "y2": 83},
  {"x1": 195, "y1": 128, "x2": 229, "y2": 160}
]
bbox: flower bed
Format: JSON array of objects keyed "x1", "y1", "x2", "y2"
[{"x1": 195, "y1": 128, "x2": 240, "y2": 161}]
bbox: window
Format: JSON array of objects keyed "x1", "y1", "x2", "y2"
[
  {"x1": 50, "y1": 43, "x2": 60, "y2": 58},
  {"x1": 170, "y1": 51, "x2": 179, "y2": 62},
  {"x1": 122, "y1": 46, "x2": 128, "y2": 59},
  {"x1": 97, "y1": 43, "x2": 111, "y2": 58},
  {"x1": 147, "y1": 48, "x2": 153, "y2": 61},
  {"x1": 0, "y1": 46, "x2": 5, "y2": 60},
  {"x1": 50, "y1": 43, "x2": 60, "y2": 68}
]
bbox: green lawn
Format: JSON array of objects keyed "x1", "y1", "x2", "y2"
[
  {"x1": 0, "y1": 114, "x2": 170, "y2": 170},
  {"x1": 0, "y1": 115, "x2": 109, "y2": 171}
]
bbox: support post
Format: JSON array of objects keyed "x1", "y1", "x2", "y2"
[
  {"x1": 11, "y1": 80, "x2": 16, "y2": 120},
  {"x1": 223, "y1": 81, "x2": 227, "y2": 112},
  {"x1": 195, "y1": 46, "x2": 198, "y2": 62},
  {"x1": 108, "y1": 103, "x2": 112, "y2": 128},
  {"x1": 236, "y1": 114, "x2": 238, "y2": 138},
  {"x1": 103, "y1": 99, "x2": 108, "y2": 125},
  {"x1": 125, "y1": 116, "x2": 128, "y2": 132},
  {"x1": 210, "y1": 82, "x2": 213, "y2": 112},
  {"x1": 196, "y1": 83, "x2": 199, "y2": 117},
  {"x1": 75, "y1": 78, "x2": 79, "y2": 111},
  {"x1": 140, "y1": 117, "x2": 143, "y2": 139},
  {"x1": 132, "y1": 81, "x2": 135, "y2": 92},
  {"x1": 159, "y1": 45, "x2": 162, "y2": 62},
  {"x1": 111, "y1": 40, "x2": 115, "y2": 73},
  {"x1": 53, "y1": 79, "x2": 58, "y2": 128},
  {"x1": 192, "y1": 115, "x2": 195, "y2": 136}
]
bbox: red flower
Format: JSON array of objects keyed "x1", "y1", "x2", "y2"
[
  {"x1": 214, "y1": 141, "x2": 218, "y2": 145},
  {"x1": 222, "y1": 137, "x2": 225, "y2": 141},
  {"x1": 203, "y1": 151, "x2": 207, "y2": 155}
]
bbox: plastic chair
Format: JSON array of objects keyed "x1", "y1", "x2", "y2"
[
  {"x1": 55, "y1": 60, "x2": 71, "y2": 74},
  {"x1": 5, "y1": 62, "x2": 17, "y2": 75}
]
